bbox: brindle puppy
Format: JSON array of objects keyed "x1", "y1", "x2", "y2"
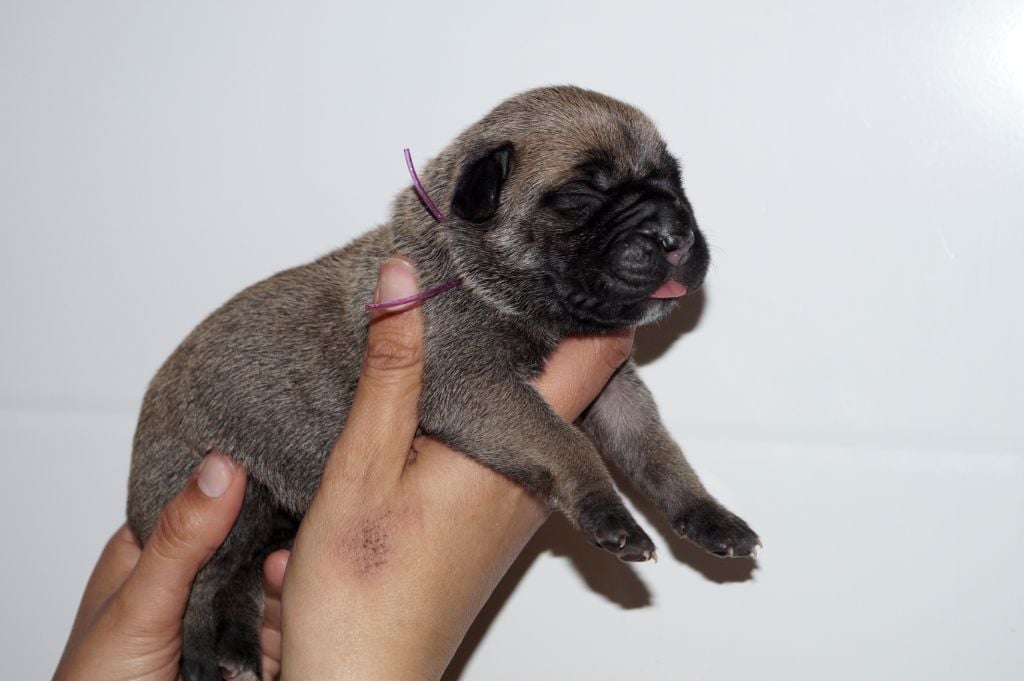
[{"x1": 128, "y1": 85, "x2": 760, "y2": 680}]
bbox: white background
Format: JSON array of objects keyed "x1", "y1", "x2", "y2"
[{"x1": 2, "y1": 1, "x2": 1023, "y2": 678}]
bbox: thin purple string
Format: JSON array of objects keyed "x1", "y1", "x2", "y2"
[
  {"x1": 364, "y1": 276, "x2": 464, "y2": 311},
  {"x1": 404, "y1": 148, "x2": 447, "y2": 223},
  {"x1": 364, "y1": 149, "x2": 463, "y2": 311}
]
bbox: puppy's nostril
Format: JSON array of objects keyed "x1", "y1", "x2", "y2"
[{"x1": 658, "y1": 232, "x2": 683, "y2": 251}]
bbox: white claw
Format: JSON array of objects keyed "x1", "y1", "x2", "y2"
[{"x1": 650, "y1": 550, "x2": 659, "y2": 564}]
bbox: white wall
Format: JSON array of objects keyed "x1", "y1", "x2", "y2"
[{"x1": 2, "y1": 1, "x2": 1022, "y2": 678}]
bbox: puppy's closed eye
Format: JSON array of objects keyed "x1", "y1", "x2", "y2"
[{"x1": 542, "y1": 181, "x2": 609, "y2": 219}]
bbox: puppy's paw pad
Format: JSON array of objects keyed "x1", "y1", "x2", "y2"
[
  {"x1": 218, "y1": 665, "x2": 258, "y2": 681},
  {"x1": 581, "y1": 505, "x2": 656, "y2": 562},
  {"x1": 673, "y1": 500, "x2": 760, "y2": 558}
]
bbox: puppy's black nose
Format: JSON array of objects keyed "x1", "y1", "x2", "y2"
[
  {"x1": 658, "y1": 232, "x2": 683, "y2": 251},
  {"x1": 643, "y1": 227, "x2": 694, "y2": 258}
]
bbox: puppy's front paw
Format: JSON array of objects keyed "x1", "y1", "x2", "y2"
[
  {"x1": 579, "y1": 500, "x2": 657, "y2": 562},
  {"x1": 673, "y1": 500, "x2": 760, "y2": 558}
]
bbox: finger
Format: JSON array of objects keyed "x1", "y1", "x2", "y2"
[
  {"x1": 114, "y1": 451, "x2": 246, "y2": 634},
  {"x1": 262, "y1": 550, "x2": 288, "y2": 634},
  {"x1": 261, "y1": 550, "x2": 289, "y2": 679},
  {"x1": 533, "y1": 328, "x2": 635, "y2": 420},
  {"x1": 325, "y1": 257, "x2": 424, "y2": 485},
  {"x1": 63, "y1": 525, "x2": 142, "y2": 650}
]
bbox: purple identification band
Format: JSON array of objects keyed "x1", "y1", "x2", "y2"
[
  {"x1": 404, "y1": 147, "x2": 447, "y2": 223},
  {"x1": 364, "y1": 149, "x2": 463, "y2": 312},
  {"x1": 364, "y1": 277, "x2": 464, "y2": 311}
]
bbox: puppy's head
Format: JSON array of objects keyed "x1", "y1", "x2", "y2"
[{"x1": 410, "y1": 86, "x2": 709, "y2": 333}]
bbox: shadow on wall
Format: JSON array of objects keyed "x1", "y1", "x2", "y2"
[
  {"x1": 444, "y1": 474, "x2": 760, "y2": 680},
  {"x1": 634, "y1": 288, "x2": 706, "y2": 366},
  {"x1": 444, "y1": 288, "x2": 758, "y2": 681}
]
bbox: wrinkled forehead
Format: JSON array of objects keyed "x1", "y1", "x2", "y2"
[{"x1": 511, "y1": 111, "x2": 668, "y2": 188}]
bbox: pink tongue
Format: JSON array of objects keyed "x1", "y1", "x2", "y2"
[{"x1": 650, "y1": 278, "x2": 687, "y2": 299}]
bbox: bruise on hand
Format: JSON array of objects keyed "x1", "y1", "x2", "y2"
[
  {"x1": 354, "y1": 517, "x2": 390, "y2": 575},
  {"x1": 336, "y1": 504, "x2": 418, "y2": 578}
]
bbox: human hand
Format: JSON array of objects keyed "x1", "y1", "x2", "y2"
[
  {"x1": 277, "y1": 257, "x2": 634, "y2": 680},
  {"x1": 53, "y1": 452, "x2": 257, "y2": 681}
]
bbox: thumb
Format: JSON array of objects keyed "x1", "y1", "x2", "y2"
[
  {"x1": 114, "y1": 451, "x2": 246, "y2": 634},
  {"x1": 324, "y1": 257, "x2": 424, "y2": 487}
]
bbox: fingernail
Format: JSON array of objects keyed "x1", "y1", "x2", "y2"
[
  {"x1": 372, "y1": 257, "x2": 418, "y2": 306},
  {"x1": 197, "y1": 452, "x2": 235, "y2": 498}
]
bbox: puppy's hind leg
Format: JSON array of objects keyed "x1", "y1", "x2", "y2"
[
  {"x1": 213, "y1": 561, "x2": 263, "y2": 681},
  {"x1": 215, "y1": 506, "x2": 300, "y2": 681},
  {"x1": 582, "y1": 361, "x2": 761, "y2": 558},
  {"x1": 181, "y1": 480, "x2": 277, "y2": 681},
  {"x1": 180, "y1": 565, "x2": 230, "y2": 681}
]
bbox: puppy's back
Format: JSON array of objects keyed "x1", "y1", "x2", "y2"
[{"x1": 127, "y1": 226, "x2": 393, "y2": 540}]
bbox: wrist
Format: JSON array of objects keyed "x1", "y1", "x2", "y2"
[{"x1": 282, "y1": 445, "x2": 547, "y2": 681}]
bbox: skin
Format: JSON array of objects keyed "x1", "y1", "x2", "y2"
[
  {"x1": 54, "y1": 451, "x2": 251, "y2": 681},
  {"x1": 57, "y1": 258, "x2": 633, "y2": 681}
]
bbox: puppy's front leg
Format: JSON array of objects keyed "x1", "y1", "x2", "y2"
[
  {"x1": 422, "y1": 380, "x2": 657, "y2": 562},
  {"x1": 582, "y1": 361, "x2": 761, "y2": 558}
]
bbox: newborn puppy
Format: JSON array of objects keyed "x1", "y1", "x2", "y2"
[{"x1": 128, "y1": 85, "x2": 760, "y2": 680}]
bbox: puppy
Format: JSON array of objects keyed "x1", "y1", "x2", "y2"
[{"x1": 128, "y1": 85, "x2": 760, "y2": 680}]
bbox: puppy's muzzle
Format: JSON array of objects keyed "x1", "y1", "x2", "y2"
[{"x1": 607, "y1": 207, "x2": 694, "y2": 295}]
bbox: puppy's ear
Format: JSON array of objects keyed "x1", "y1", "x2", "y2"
[{"x1": 451, "y1": 143, "x2": 514, "y2": 223}]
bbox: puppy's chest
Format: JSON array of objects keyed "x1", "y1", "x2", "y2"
[
  {"x1": 507, "y1": 327, "x2": 559, "y2": 379},
  {"x1": 424, "y1": 304, "x2": 559, "y2": 381}
]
